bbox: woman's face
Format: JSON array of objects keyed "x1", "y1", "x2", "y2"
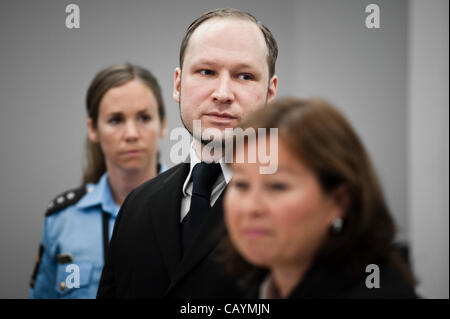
[
  {"x1": 88, "y1": 80, "x2": 166, "y2": 175},
  {"x1": 224, "y1": 137, "x2": 342, "y2": 270}
]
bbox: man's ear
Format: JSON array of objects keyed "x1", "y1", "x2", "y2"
[
  {"x1": 173, "y1": 67, "x2": 181, "y2": 103},
  {"x1": 87, "y1": 118, "x2": 99, "y2": 143},
  {"x1": 160, "y1": 117, "x2": 168, "y2": 138},
  {"x1": 267, "y1": 75, "x2": 278, "y2": 104}
]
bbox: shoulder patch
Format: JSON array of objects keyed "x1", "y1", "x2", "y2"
[{"x1": 45, "y1": 185, "x2": 87, "y2": 217}]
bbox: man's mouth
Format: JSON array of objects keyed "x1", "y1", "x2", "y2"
[{"x1": 204, "y1": 112, "x2": 238, "y2": 123}]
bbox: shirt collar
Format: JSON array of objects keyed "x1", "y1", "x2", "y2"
[
  {"x1": 182, "y1": 139, "x2": 232, "y2": 197},
  {"x1": 158, "y1": 162, "x2": 168, "y2": 174},
  {"x1": 259, "y1": 274, "x2": 281, "y2": 299},
  {"x1": 76, "y1": 172, "x2": 120, "y2": 217}
]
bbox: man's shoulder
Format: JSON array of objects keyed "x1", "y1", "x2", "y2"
[
  {"x1": 113, "y1": 162, "x2": 189, "y2": 234},
  {"x1": 128, "y1": 162, "x2": 190, "y2": 200}
]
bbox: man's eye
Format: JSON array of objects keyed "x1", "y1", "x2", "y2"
[
  {"x1": 199, "y1": 69, "x2": 215, "y2": 76},
  {"x1": 238, "y1": 74, "x2": 253, "y2": 80},
  {"x1": 139, "y1": 114, "x2": 151, "y2": 122}
]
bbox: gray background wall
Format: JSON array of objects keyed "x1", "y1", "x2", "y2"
[{"x1": 0, "y1": 0, "x2": 447, "y2": 298}]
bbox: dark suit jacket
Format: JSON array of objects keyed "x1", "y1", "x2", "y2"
[{"x1": 97, "y1": 163, "x2": 244, "y2": 298}]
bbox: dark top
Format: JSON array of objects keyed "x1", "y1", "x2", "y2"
[{"x1": 248, "y1": 260, "x2": 418, "y2": 299}]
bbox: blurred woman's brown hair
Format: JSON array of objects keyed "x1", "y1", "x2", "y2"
[
  {"x1": 83, "y1": 63, "x2": 166, "y2": 184},
  {"x1": 221, "y1": 97, "x2": 416, "y2": 289}
]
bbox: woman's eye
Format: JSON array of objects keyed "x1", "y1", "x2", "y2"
[
  {"x1": 232, "y1": 181, "x2": 249, "y2": 191},
  {"x1": 199, "y1": 69, "x2": 215, "y2": 76},
  {"x1": 108, "y1": 116, "x2": 123, "y2": 125},
  {"x1": 267, "y1": 182, "x2": 289, "y2": 191}
]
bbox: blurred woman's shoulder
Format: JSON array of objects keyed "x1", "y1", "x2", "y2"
[
  {"x1": 286, "y1": 260, "x2": 419, "y2": 299},
  {"x1": 342, "y1": 262, "x2": 419, "y2": 299}
]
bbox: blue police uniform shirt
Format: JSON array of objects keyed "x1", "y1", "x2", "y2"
[{"x1": 30, "y1": 165, "x2": 166, "y2": 299}]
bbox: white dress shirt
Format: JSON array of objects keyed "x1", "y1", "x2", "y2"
[{"x1": 180, "y1": 139, "x2": 232, "y2": 222}]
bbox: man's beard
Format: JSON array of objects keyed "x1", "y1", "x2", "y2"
[
  {"x1": 180, "y1": 113, "x2": 227, "y2": 148},
  {"x1": 178, "y1": 97, "x2": 227, "y2": 148},
  {"x1": 177, "y1": 86, "x2": 269, "y2": 149}
]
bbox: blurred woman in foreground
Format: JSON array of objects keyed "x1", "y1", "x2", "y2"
[{"x1": 223, "y1": 97, "x2": 417, "y2": 299}]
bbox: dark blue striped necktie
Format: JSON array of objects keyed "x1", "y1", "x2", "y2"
[{"x1": 181, "y1": 162, "x2": 221, "y2": 255}]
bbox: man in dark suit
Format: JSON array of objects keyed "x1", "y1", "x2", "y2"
[{"x1": 97, "y1": 8, "x2": 278, "y2": 298}]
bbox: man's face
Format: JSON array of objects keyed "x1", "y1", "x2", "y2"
[{"x1": 173, "y1": 17, "x2": 278, "y2": 143}]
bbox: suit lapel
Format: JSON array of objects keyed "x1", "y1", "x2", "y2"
[
  {"x1": 166, "y1": 190, "x2": 226, "y2": 293},
  {"x1": 149, "y1": 163, "x2": 190, "y2": 280}
]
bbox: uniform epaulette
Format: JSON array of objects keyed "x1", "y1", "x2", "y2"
[{"x1": 45, "y1": 185, "x2": 87, "y2": 217}]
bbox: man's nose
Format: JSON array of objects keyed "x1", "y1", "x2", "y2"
[{"x1": 212, "y1": 74, "x2": 234, "y2": 104}]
